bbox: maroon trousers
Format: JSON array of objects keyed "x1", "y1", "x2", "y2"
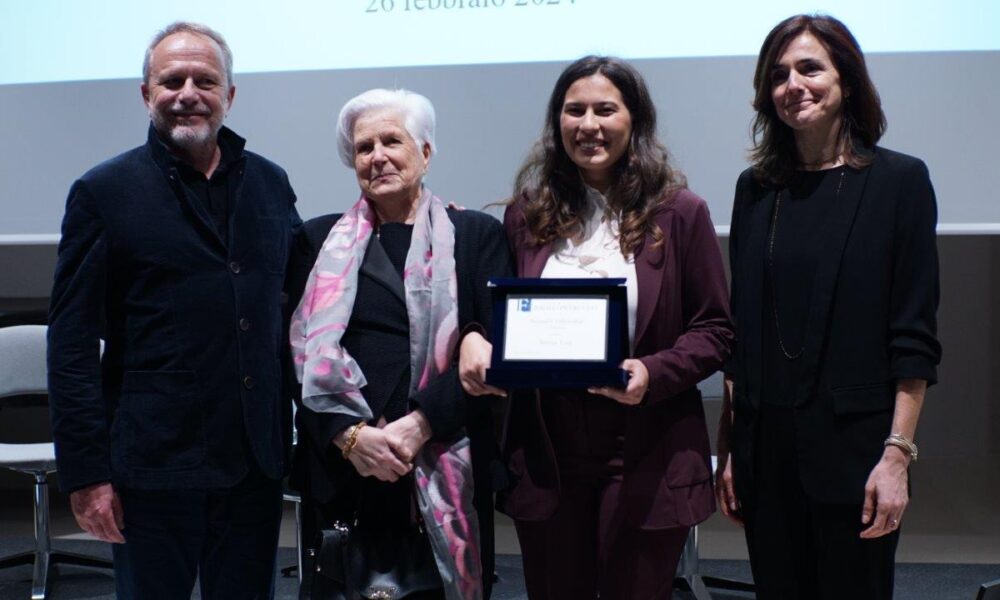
[{"x1": 513, "y1": 393, "x2": 690, "y2": 600}]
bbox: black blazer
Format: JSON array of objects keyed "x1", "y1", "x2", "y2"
[
  {"x1": 728, "y1": 147, "x2": 941, "y2": 504},
  {"x1": 48, "y1": 125, "x2": 301, "y2": 492},
  {"x1": 286, "y1": 207, "x2": 513, "y2": 504}
]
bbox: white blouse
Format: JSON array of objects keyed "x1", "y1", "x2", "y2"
[{"x1": 540, "y1": 186, "x2": 639, "y2": 350}]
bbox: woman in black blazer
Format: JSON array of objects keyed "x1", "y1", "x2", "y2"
[
  {"x1": 715, "y1": 15, "x2": 941, "y2": 599},
  {"x1": 287, "y1": 88, "x2": 511, "y2": 599}
]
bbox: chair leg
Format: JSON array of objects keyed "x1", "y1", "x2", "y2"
[
  {"x1": 0, "y1": 471, "x2": 114, "y2": 600},
  {"x1": 681, "y1": 526, "x2": 699, "y2": 575},
  {"x1": 675, "y1": 526, "x2": 712, "y2": 599},
  {"x1": 701, "y1": 575, "x2": 756, "y2": 593},
  {"x1": 29, "y1": 472, "x2": 52, "y2": 599},
  {"x1": 50, "y1": 551, "x2": 113, "y2": 569},
  {"x1": 0, "y1": 550, "x2": 35, "y2": 569},
  {"x1": 32, "y1": 471, "x2": 113, "y2": 570},
  {"x1": 30, "y1": 548, "x2": 50, "y2": 600},
  {"x1": 295, "y1": 498, "x2": 303, "y2": 585},
  {"x1": 673, "y1": 523, "x2": 755, "y2": 598}
]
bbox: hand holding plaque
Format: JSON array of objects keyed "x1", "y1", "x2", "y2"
[
  {"x1": 459, "y1": 331, "x2": 506, "y2": 397},
  {"x1": 587, "y1": 358, "x2": 649, "y2": 405}
]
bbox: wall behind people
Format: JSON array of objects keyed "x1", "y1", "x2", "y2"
[{"x1": 1, "y1": 52, "x2": 999, "y2": 237}]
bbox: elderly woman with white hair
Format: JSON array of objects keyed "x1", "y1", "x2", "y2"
[{"x1": 287, "y1": 88, "x2": 511, "y2": 599}]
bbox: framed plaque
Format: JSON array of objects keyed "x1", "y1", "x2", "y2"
[{"x1": 484, "y1": 278, "x2": 629, "y2": 389}]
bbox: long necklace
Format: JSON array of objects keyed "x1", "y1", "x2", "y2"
[{"x1": 767, "y1": 167, "x2": 845, "y2": 360}]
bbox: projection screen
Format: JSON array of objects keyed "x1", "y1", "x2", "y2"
[{"x1": 1, "y1": 0, "x2": 998, "y2": 242}]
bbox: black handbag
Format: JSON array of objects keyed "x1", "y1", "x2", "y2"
[{"x1": 309, "y1": 518, "x2": 442, "y2": 600}]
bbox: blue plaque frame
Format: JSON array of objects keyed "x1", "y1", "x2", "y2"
[{"x1": 484, "y1": 278, "x2": 629, "y2": 389}]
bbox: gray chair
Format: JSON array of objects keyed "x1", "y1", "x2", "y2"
[
  {"x1": 674, "y1": 455, "x2": 755, "y2": 600},
  {"x1": 0, "y1": 325, "x2": 113, "y2": 599},
  {"x1": 977, "y1": 578, "x2": 1000, "y2": 600}
]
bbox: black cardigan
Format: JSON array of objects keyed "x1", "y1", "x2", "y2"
[
  {"x1": 286, "y1": 208, "x2": 512, "y2": 600},
  {"x1": 287, "y1": 207, "x2": 512, "y2": 499}
]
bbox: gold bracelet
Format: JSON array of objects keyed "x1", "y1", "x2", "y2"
[
  {"x1": 884, "y1": 432, "x2": 918, "y2": 462},
  {"x1": 341, "y1": 421, "x2": 367, "y2": 459}
]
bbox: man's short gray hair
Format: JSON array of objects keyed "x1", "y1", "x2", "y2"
[
  {"x1": 143, "y1": 21, "x2": 234, "y2": 88},
  {"x1": 336, "y1": 89, "x2": 437, "y2": 167}
]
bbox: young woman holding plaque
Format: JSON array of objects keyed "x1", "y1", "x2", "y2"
[
  {"x1": 714, "y1": 14, "x2": 941, "y2": 599},
  {"x1": 460, "y1": 56, "x2": 734, "y2": 599}
]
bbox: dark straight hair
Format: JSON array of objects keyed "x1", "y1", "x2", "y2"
[{"x1": 750, "y1": 14, "x2": 886, "y2": 186}]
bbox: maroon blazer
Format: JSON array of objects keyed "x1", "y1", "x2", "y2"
[{"x1": 497, "y1": 188, "x2": 734, "y2": 529}]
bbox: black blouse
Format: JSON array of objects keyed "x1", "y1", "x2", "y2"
[
  {"x1": 761, "y1": 167, "x2": 845, "y2": 406},
  {"x1": 336, "y1": 223, "x2": 416, "y2": 528}
]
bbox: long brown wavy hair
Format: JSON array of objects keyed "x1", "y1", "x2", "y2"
[
  {"x1": 512, "y1": 55, "x2": 686, "y2": 256},
  {"x1": 751, "y1": 14, "x2": 886, "y2": 186}
]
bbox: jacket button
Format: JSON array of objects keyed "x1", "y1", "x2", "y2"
[
  {"x1": 239, "y1": 318, "x2": 251, "y2": 331},
  {"x1": 243, "y1": 375, "x2": 256, "y2": 389},
  {"x1": 229, "y1": 261, "x2": 242, "y2": 274}
]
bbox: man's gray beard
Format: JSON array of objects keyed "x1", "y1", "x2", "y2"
[
  {"x1": 151, "y1": 114, "x2": 218, "y2": 154},
  {"x1": 167, "y1": 124, "x2": 217, "y2": 153}
]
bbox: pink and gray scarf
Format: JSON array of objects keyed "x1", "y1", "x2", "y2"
[{"x1": 290, "y1": 188, "x2": 482, "y2": 600}]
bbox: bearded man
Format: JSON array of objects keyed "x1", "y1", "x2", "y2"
[{"x1": 47, "y1": 21, "x2": 301, "y2": 599}]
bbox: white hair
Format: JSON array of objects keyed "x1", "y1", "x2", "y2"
[{"x1": 336, "y1": 88, "x2": 436, "y2": 167}]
